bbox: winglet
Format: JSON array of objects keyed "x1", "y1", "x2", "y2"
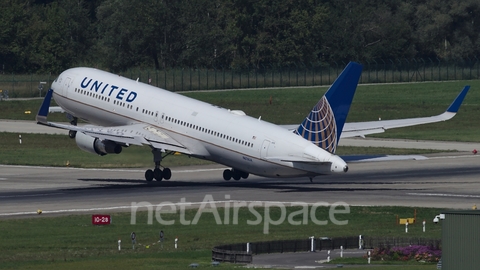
[
  {"x1": 446, "y1": 85, "x2": 470, "y2": 113},
  {"x1": 36, "y1": 88, "x2": 53, "y2": 123},
  {"x1": 294, "y1": 62, "x2": 363, "y2": 153}
]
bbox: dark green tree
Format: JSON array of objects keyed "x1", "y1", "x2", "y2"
[
  {"x1": 96, "y1": 0, "x2": 186, "y2": 71},
  {"x1": 413, "y1": 0, "x2": 480, "y2": 59},
  {"x1": 28, "y1": 0, "x2": 93, "y2": 73},
  {"x1": 0, "y1": 0, "x2": 34, "y2": 72}
]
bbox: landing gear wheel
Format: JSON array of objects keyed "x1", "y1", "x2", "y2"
[
  {"x1": 145, "y1": 169, "x2": 154, "y2": 182},
  {"x1": 163, "y1": 168, "x2": 172, "y2": 180},
  {"x1": 241, "y1": 171, "x2": 249, "y2": 179},
  {"x1": 154, "y1": 168, "x2": 163, "y2": 181},
  {"x1": 223, "y1": 169, "x2": 232, "y2": 181},
  {"x1": 148, "y1": 149, "x2": 175, "y2": 181},
  {"x1": 232, "y1": 170, "x2": 241, "y2": 181},
  {"x1": 68, "y1": 130, "x2": 77, "y2": 139}
]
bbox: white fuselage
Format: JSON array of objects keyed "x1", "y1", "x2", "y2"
[{"x1": 51, "y1": 67, "x2": 347, "y2": 178}]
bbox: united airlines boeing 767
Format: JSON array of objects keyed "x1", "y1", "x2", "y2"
[{"x1": 36, "y1": 62, "x2": 470, "y2": 182}]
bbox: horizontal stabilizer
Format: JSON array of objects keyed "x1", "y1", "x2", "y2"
[
  {"x1": 266, "y1": 156, "x2": 330, "y2": 164},
  {"x1": 342, "y1": 155, "x2": 428, "y2": 162}
]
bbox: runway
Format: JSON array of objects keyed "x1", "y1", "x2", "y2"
[
  {"x1": 1, "y1": 152, "x2": 480, "y2": 218},
  {"x1": 1, "y1": 119, "x2": 480, "y2": 218}
]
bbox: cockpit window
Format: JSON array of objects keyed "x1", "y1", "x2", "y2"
[{"x1": 54, "y1": 77, "x2": 58, "y2": 82}]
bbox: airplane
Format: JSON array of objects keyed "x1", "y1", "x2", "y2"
[{"x1": 36, "y1": 62, "x2": 470, "y2": 182}]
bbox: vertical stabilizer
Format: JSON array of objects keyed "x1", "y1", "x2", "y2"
[{"x1": 294, "y1": 62, "x2": 362, "y2": 153}]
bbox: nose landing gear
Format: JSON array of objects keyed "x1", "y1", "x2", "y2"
[{"x1": 67, "y1": 115, "x2": 78, "y2": 139}]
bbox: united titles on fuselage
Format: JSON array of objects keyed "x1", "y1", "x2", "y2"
[{"x1": 80, "y1": 77, "x2": 137, "y2": 102}]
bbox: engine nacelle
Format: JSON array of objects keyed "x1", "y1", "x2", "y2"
[{"x1": 75, "y1": 132, "x2": 122, "y2": 156}]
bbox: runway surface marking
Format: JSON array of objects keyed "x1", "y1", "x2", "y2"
[
  {"x1": 407, "y1": 192, "x2": 480, "y2": 198},
  {"x1": 0, "y1": 178, "x2": 7, "y2": 180},
  {"x1": 0, "y1": 164, "x2": 224, "y2": 173},
  {"x1": 0, "y1": 192, "x2": 64, "y2": 198},
  {"x1": 0, "y1": 200, "x2": 355, "y2": 217},
  {"x1": 429, "y1": 155, "x2": 479, "y2": 160}
]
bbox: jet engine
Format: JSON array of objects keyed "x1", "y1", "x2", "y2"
[{"x1": 75, "y1": 132, "x2": 122, "y2": 156}]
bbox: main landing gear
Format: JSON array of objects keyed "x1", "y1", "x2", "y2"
[
  {"x1": 223, "y1": 169, "x2": 249, "y2": 181},
  {"x1": 145, "y1": 149, "x2": 172, "y2": 182}
]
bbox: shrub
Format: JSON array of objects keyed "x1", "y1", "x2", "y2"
[{"x1": 366, "y1": 245, "x2": 441, "y2": 262}]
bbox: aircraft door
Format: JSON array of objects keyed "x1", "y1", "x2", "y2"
[
  {"x1": 64, "y1": 77, "x2": 73, "y2": 97},
  {"x1": 260, "y1": 140, "x2": 271, "y2": 159}
]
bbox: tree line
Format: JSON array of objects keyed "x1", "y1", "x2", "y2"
[{"x1": 1, "y1": 0, "x2": 479, "y2": 73}]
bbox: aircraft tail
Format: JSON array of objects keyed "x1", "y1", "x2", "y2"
[{"x1": 294, "y1": 62, "x2": 363, "y2": 153}]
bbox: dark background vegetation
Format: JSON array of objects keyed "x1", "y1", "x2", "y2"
[{"x1": 1, "y1": 0, "x2": 479, "y2": 73}]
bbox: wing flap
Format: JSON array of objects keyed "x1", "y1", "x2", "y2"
[
  {"x1": 38, "y1": 121, "x2": 191, "y2": 154},
  {"x1": 49, "y1": 106, "x2": 65, "y2": 113}
]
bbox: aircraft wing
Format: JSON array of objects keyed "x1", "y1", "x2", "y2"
[
  {"x1": 36, "y1": 89, "x2": 191, "y2": 154},
  {"x1": 282, "y1": 86, "x2": 470, "y2": 138},
  {"x1": 341, "y1": 86, "x2": 470, "y2": 138},
  {"x1": 38, "y1": 121, "x2": 191, "y2": 154}
]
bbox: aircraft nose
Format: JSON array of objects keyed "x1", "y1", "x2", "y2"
[{"x1": 51, "y1": 76, "x2": 60, "y2": 94}]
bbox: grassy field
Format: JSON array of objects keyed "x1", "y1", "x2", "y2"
[
  {"x1": 1, "y1": 80, "x2": 478, "y2": 141},
  {"x1": 182, "y1": 80, "x2": 480, "y2": 142},
  {"x1": 0, "y1": 206, "x2": 443, "y2": 269}
]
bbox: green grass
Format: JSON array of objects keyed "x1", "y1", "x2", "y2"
[
  {"x1": 0, "y1": 206, "x2": 443, "y2": 269},
  {"x1": 182, "y1": 80, "x2": 480, "y2": 142},
  {"x1": 1, "y1": 80, "x2": 479, "y2": 142},
  {"x1": 0, "y1": 98, "x2": 66, "y2": 122}
]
